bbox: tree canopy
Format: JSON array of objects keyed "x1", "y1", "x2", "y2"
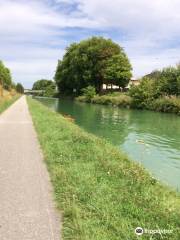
[
  {"x1": 32, "y1": 79, "x2": 56, "y2": 97},
  {"x1": 54, "y1": 37, "x2": 132, "y2": 94},
  {"x1": 130, "y1": 65, "x2": 180, "y2": 109},
  {"x1": 0, "y1": 61, "x2": 12, "y2": 90},
  {"x1": 16, "y1": 83, "x2": 24, "y2": 94}
]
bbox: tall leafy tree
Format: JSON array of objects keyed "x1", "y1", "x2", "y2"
[
  {"x1": 32, "y1": 79, "x2": 56, "y2": 97},
  {"x1": 32, "y1": 79, "x2": 55, "y2": 90},
  {"x1": 0, "y1": 61, "x2": 12, "y2": 90},
  {"x1": 16, "y1": 83, "x2": 24, "y2": 94},
  {"x1": 55, "y1": 37, "x2": 132, "y2": 94},
  {"x1": 104, "y1": 54, "x2": 132, "y2": 89}
]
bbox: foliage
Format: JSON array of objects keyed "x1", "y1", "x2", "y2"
[
  {"x1": 32, "y1": 79, "x2": 56, "y2": 97},
  {"x1": 129, "y1": 64, "x2": 180, "y2": 111},
  {"x1": 55, "y1": 37, "x2": 132, "y2": 95},
  {"x1": 77, "y1": 93, "x2": 132, "y2": 108},
  {"x1": 151, "y1": 96, "x2": 180, "y2": 115},
  {"x1": 92, "y1": 94, "x2": 132, "y2": 107},
  {"x1": 129, "y1": 78, "x2": 156, "y2": 109},
  {"x1": 28, "y1": 97, "x2": 180, "y2": 240},
  {"x1": 104, "y1": 54, "x2": 132, "y2": 88},
  {"x1": 0, "y1": 95, "x2": 20, "y2": 114},
  {"x1": 0, "y1": 61, "x2": 12, "y2": 90},
  {"x1": 16, "y1": 83, "x2": 24, "y2": 94},
  {"x1": 142, "y1": 65, "x2": 180, "y2": 96},
  {"x1": 81, "y1": 86, "x2": 96, "y2": 101}
]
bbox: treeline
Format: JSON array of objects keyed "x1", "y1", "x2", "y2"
[
  {"x1": 32, "y1": 79, "x2": 56, "y2": 97},
  {"x1": 129, "y1": 65, "x2": 180, "y2": 114},
  {"x1": 0, "y1": 60, "x2": 24, "y2": 94},
  {"x1": 0, "y1": 61, "x2": 12, "y2": 90},
  {"x1": 54, "y1": 37, "x2": 132, "y2": 95}
]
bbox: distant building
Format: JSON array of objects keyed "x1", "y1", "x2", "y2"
[
  {"x1": 102, "y1": 78, "x2": 140, "y2": 91},
  {"x1": 126, "y1": 79, "x2": 140, "y2": 89}
]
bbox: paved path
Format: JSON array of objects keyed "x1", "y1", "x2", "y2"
[{"x1": 0, "y1": 96, "x2": 60, "y2": 240}]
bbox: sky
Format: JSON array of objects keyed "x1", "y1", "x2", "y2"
[{"x1": 1, "y1": 0, "x2": 180, "y2": 88}]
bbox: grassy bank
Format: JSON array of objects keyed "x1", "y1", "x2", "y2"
[
  {"x1": 27, "y1": 97, "x2": 180, "y2": 240},
  {"x1": 0, "y1": 94, "x2": 20, "y2": 114},
  {"x1": 76, "y1": 93, "x2": 132, "y2": 108},
  {"x1": 150, "y1": 96, "x2": 180, "y2": 115}
]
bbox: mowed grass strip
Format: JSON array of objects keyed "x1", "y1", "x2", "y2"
[
  {"x1": 0, "y1": 94, "x2": 20, "y2": 114},
  {"x1": 27, "y1": 97, "x2": 180, "y2": 240}
]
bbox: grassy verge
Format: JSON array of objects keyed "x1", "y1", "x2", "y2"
[
  {"x1": 27, "y1": 97, "x2": 180, "y2": 240},
  {"x1": 0, "y1": 94, "x2": 20, "y2": 114}
]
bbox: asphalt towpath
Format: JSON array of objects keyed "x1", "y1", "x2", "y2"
[{"x1": 0, "y1": 96, "x2": 60, "y2": 240}]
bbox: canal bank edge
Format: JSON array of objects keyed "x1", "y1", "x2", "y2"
[{"x1": 27, "y1": 97, "x2": 180, "y2": 240}]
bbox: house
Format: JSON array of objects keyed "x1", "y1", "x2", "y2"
[{"x1": 102, "y1": 78, "x2": 140, "y2": 91}]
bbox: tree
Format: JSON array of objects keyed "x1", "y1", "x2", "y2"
[
  {"x1": 104, "y1": 54, "x2": 132, "y2": 89},
  {"x1": 55, "y1": 37, "x2": 132, "y2": 94},
  {"x1": 32, "y1": 79, "x2": 56, "y2": 97},
  {"x1": 0, "y1": 61, "x2": 12, "y2": 90},
  {"x1": 142, "y1": 66, "x2": 180, "y2": 96},
  {"x1": 82, "y1": 86, "x2": 96, "y2": 101},
  {"x1": 16, "y1": 83, "x2": 24, "y2": 94}
]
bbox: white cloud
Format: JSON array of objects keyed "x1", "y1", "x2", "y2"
[{"x1": 1, "y1": 0, "x2": 180, "y2": 87}]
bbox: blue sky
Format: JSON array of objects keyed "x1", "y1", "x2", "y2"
[{"x1": 1, "y1": 0, "x2": 180, "y2": 88}]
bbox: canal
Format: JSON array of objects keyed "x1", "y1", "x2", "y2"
[{"x1": 35, "y1": 97, "x2": 180, "y2": 191}]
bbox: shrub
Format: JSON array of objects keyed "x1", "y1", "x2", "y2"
[
  {"x1": 75, "y1": 96, "x2": 87, "y2": 102},
  {"x1": 81, "y1": 86, "x2": 96, "y2": 101},
  {"x1": 151, "y1": 96, "x2": 180, "y2": 114},
  {"x1": 90, "y1": 94, "x2": 132, "y2": 107}
]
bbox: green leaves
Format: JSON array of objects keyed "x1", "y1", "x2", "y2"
[
  {"x1": 54, "y1": 37, "x2": 132, "y2": 95},
  {"x1": 16, "y1": 83, "x2": 24, "y2": 93},
  {"x1": 32, "y1": 79, "x2": 56, "y2": 97},
  {"x1": 0, "y1": 60, "x2": 12, "y2": 90}
]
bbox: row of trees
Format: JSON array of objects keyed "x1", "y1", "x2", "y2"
[
  {"x1": 16, "y1": 83, "x2": 24, "y2": 94},
  {"x1": 0, "y1": 60, "x2": 24, "y2": 95},
  {"x1": 32, "y1": 79, "x2": 56, "y2": 97},
  {"x1": 54, "y1": 37, "x2": 132, "y2": 95},
  {"x1": 0, "y1": 61, "x2": 12, "y2": 90},
  {"x1": 130, "y1": 65, "x2": 180, "y2": 109}
]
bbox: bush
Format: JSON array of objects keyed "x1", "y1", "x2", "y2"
[
  {"x1": 129, "y1": 78, "x2": 156, "y2": 109},
  {"x1": 75, "y1": 96, "x2": 87, "y2": 102},
  {"x1": 81, "y1": 86, "x2": 96, "y2": 101},
  {"x1": 151, "y1": 96, "x2": 180, "y2": 114},
  {"x1": 77, "y1": 93, "x2": 132, "y2": 108}
]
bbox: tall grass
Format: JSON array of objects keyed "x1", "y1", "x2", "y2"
[
  {"x1": 76, "y1": 94, "x2": 132, "y2": 108},
  {"x1": 151, "y1": 96, "x2": 180, "y2": 115},
  {"x1": 0, "y1": 94, "x2": 20, "y2": 114},
  {"x1": 27, "y1": 97, "x2": 180, "y2": 240}
]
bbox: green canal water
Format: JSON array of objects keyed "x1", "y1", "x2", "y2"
[{"x1": 35, "y1": 97, "x2": 180, "y2": 191}]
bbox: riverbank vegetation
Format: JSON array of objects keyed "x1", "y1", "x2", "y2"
[
  {"x1": 77, "y1": 89, "x2": 132, "y2": 108},
  {"x1": 28, "y1": 97, "x2": 180, "y2": 240},
  {"x1": 129, "y1": 65, "x2": 180, "y2": 114},
  {"x1": 76, "y1": 64, "x2": 180, "y2": 114},
  {"x1": 53, "y1": 37, "x2": 180, "y2": 115}
]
